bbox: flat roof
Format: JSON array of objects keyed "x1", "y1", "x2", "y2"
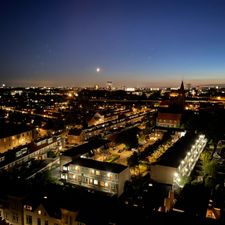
[
  {"x1": 68, "y1": 158, "x2": 127, "y2": 173},
  {"x1": 157, "y1": 132, "x2": 197, "y2": 168},
  {"x1": 0, "y1": 123, "x2": 32, "y2": 139},
  {"x1": 68, "y1": 128, "x2": 82, "y2": 136},
  {"x1": 62, "y1": 139, "x2": 109, "y2": 158},
  {"x1": 0, "y1": 124, "x2": 32, "y2": 138}
]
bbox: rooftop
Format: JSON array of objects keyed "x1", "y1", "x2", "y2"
[
  {"x1": 68, "y1": 158, "x2": 128, "y2": 173},
  {"x1": 157, "y1": 132, "x2": 197, "y2": 168},
  {"x1": 62, "y1": 139, "x2": 109, "y2": 158},
  {"x1": 0, "y1": 123, "x2": 32, "y2": 139},
  {"x1": 68, "y1": 128, "x2": 82, "y2": 136},
  {"x1": 157, "y1": 112, "x2": 182, "y2": 121}
]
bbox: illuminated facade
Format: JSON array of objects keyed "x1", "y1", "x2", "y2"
[
  {"x1": 67, "y1": 129, "x2": 84, "y2": 145},
  {"x1": 156, "y1": 112, "x2": 182, "y2": 128},
  {"x1": 151, "y1": 134, "x2": 207, "y2": 188},
  {"x1": 61, "y1": 158, "x2": 130, "y2": 196},
  {"x1": 0, "y1": 137, "x2": 60, "y2": 171},
  {"x1": 0, "y1": 130, "x2": 33, "y2": 154},
  {"x1": 173, "y1": 134, "x2": 207, "y2": 188}
]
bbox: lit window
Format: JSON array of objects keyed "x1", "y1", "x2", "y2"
[
  {"x1": 89, "y1": 178, "x2": 93, "y2": 184},
  {"x1": 24, "y1": 205, "x2": 32, "y2": 211},
  {"x1": 61, "y1": 174, "x2": 67, "y2": 179},
  {"x1": 174, "y1": 172, "x2": 178, "y2": 178},
  {"x1": 75, "y1": 166, "x2": 79, "y2": 170},
  {"x1": 100, "y1": 181, "x2": 104, "y2": 187},
  {"x1": 38, "y1": 210, "x2": 41, "y2": 215},
  {"x1": 107, "y1": 173, "x2": 112, "y2": 179},
  {"x1": 96, "y1": 170, "x2": 100, "y2": 175},
  {"x1": 94, "y1": 180, "x2": 98, "y2": 185},
  {"x1": 91, "y1": 169, "x2": 95, "y2": 174},
  {"x1": 105, "y1": 182, "x2": 109, "y2": 187}
]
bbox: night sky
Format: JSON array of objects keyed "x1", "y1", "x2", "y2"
[{"x1": 1, "y1": 0, "x2": 225, "y2": 87}]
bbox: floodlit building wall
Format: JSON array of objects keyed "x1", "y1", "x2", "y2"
[
  {"x1": 150, "y1": 165, "x2": 176, "y2": 185},
  {"x1": 62, "y1": 163, "x2": 130, "y2": 196},
  {"x1": 118, "y1": 168, "x2": 130, "y2": 196},
  {"x1": 0, "y1": 131, "x2": 33, "y2": 154}
]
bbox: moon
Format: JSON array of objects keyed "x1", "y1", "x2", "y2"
[{"x1": 96, "y1": 67, "x2": 100, "y2": 72}]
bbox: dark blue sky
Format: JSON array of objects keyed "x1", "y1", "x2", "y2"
[{"x1": 1, "y1": 0, "x2": 225, "y2": 87}]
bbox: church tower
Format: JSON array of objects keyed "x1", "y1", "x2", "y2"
[{"x1": 177, "y1": 81, "x2": 185, "y2": 111}]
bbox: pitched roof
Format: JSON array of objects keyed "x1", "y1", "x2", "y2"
[
  {"x1": 159, "y1": 100, "x2": 171, "y2": 107},
  {"x1": 157, "y1": 112, "x2": 182, "y2": 121},
  {"x1": 68, "y1": 128, "x2": 82, "y2": 136},
  {"x1": 179, "y1": 81, "x2": 185, "y2": 94}
]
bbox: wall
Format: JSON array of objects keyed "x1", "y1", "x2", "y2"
[
  {"x1": 150, "y1": 165, "x2": 176, "y2": 185},
  {"x1": 118, "y1": 168, "x2": 131, "y2": 196},
  {"x1": 0, "y1": 131, "x2": 33, "y2": 154}
]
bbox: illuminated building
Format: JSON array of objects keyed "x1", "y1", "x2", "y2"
[
  {"x1": 150, "y1": 133, "x2": 207, "y2": 188},
  {"x1": 67, "y1": 129, "x2": 84, "y2": 145},
  {"x1": 2, "y1": 194, "x2": 79, "y2": 225},
  {"x1": 61, "y1": 158, "x2": 130, "y2": 196},
  {"x1": 0, "y1": 126, "x2": 33, "y2": 154},
  {"x1": 0, "y1": 136, "x2": 61, "y2": 171},
  {"x1": 106, "y1": 81, "x2": 113, "y2": 90},
  {"x1": 156, "y1": 81, "x2": 185, "y2": 129},
  {"x1": 156, "y1": 112, "x2": 182, "y2": 128},
  {"x1": 88, "y1": 112, "x2": 104, "y2": 126}
]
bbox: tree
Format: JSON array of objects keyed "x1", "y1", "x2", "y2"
[
  {"x1": 200, "y1": 149, "x2": 211, "y2": 164},
  {"x1": 114, "y1": 127, "x2": 139, "y2": 148},
  {"x1": 204, "y1": 111, "x2": 225, "y2": 159},
  {"x1": 47, "y1": 150, "x2": 57, "y2": 158},
  {"x1": 202, "y1": 161, "x2": 218, "y2": 177},
  {"x1": 127, "y1": 152, "x2": 140, "y2": 175},
  {"x1": 204, "y1": 176, "x2": 216, "y2": 189}
]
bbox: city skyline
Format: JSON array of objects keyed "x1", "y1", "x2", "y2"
[{"x1": 1, "y1": 0, "x2": 225, "y2": 87}]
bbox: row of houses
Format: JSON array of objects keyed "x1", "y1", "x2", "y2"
[
  {"x1": 0, "y1": 125, "x2": 33, "y2": 154},
  {"x1": 67, "y1": 111, "x2": 151, "y2": 144},
  {"x1": 150, "y1": 132, "x2": 207, "y2": 187},
  {"x1": 0, "y1": 191, "x2": 114, "y2": 225},
  {"x1": 0, "y1": 136, "x2": 61, "y2": 171}
]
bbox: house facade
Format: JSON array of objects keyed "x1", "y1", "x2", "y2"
[{"x1": 61, "y1": 158, "x2": 130, "y2": 196}]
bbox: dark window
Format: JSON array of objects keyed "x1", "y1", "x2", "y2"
[
  {"x1": 13, "y1": 213, "x2": 19, "y2": 222},
  {"x1": 45, "y1": 220, "x2": 48, "y2": 225},
  {"x1": 26, "y1": 215, "x2": 32, "y2": 225},
  {"x1": 37, "y1": 218, "x2": 41, "y2": 225}
]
